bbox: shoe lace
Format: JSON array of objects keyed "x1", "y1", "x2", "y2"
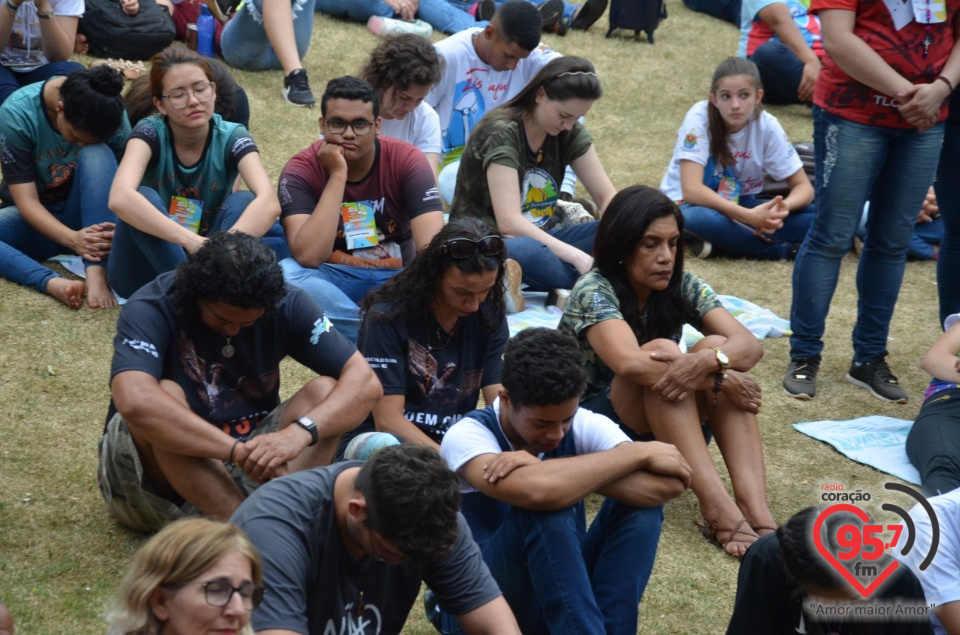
[
  {"x1": 289, "y1": 70, "x2": 309, "y2": 91},
  {"x1": 870, "y1": 360, "x2": 899, "y2": 385},
  {"x1": 792, "y1": 361, "x2": 816, "y2": 379}
]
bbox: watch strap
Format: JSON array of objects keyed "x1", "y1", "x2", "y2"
[{"x1": 294, "y1": 415, "x2": 318, "y2": 447}]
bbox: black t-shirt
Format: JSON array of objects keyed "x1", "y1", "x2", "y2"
[
  {"x1": 231, "y1": 463, "x2": 502, "y2": 635},
  {"x1": 358, "y1": 303, "x2": 508, "y2": 443},
  {"x1": 109, "y1": 272, "x2": 357, "y2": 437},
  {"x1": 727, "y1": 533, "x2": 932, "y2": 635}
]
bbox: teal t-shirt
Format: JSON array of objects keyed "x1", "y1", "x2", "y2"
[
  {"x1": 130, "y1": 113, "x2": 258, "y2": 236},
  {"x1": 0, "y1": 79, "x2": 130, "y2": 206}
]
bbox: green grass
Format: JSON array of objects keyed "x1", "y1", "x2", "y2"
[{"x1": 0, "y1": 2, "x2": 945, "y2": 633}]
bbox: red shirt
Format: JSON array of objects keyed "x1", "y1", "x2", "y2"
[{"x1": 812, "y1": 0, "x2": 960, "y2": 127}]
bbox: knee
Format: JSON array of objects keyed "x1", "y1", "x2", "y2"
[
  {"x1": 690, "y1": 334, "x2": 726, "y2": 352},
  {"x1": 641, "y1": 338, "x2": 680, "y2": 354},
  {"x1": 296, "y1": 376, "x2": 338, "y2": 410}
]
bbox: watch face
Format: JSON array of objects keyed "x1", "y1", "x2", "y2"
[{"x1": 717, "y1": 350, "x2": 729, "y2": 365}]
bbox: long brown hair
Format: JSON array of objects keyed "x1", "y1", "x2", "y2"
[{"x1": 707, "y1": 57, "x2": 763, "y2": 167}]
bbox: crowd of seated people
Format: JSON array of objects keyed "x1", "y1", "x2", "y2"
[{"x1": 6, "y1": 0, "x2": 960, "y2": 631}]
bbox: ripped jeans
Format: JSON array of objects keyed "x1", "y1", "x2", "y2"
[{"x1": 789, "y1": 107, "x2": 943, "y2": 363}]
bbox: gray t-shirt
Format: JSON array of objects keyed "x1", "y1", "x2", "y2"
[{"x1": 232, "y1": 463, "x2": 501, "y2": 635}]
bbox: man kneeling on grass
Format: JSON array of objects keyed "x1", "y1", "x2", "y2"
[{"x1": 439, "y1": 327, "x2": 693, "y2": 634}]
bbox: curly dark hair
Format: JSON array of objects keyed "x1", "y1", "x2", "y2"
[
  {"x1": 60, "y1": 65, "x2": 126, "y2": 141},
  {"x1": 359, "y1": 34, "x2": 443, "y2": 96},
  {"x1": 493, "y1": 0, "x2": 542, "y2": 51},
  {"x1": 501, "y1": 328, "x2": 586, "y2": 407},
  {"x1": 359, "y1": 218, "x2": 506, "y2": 334},
  {"x1": 593, "y1": 185, "x2": 695, "y2": 344},
  {"x1": 172, "y1": 232, "x2": 286, "y2": 319},
  {"x1": 321, "y1": 76, "x2": 380, "y2": 119},
  {"x1": 355, "y1": 444, "x2": 462, "y2": 564}
]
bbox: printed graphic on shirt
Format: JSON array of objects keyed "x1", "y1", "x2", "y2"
[
  {"x1": 443, "y1": 77, "x2": 486, "y2": 154},
  {"x1": 520, "y1": 167, "x2": 559, "y2": 227},
  {"x1": 325, "y1": 602, "x2": 383, "y2": 635},
  {"x1": 683, "y1": 130, "x2": 700, "y2": 150}
]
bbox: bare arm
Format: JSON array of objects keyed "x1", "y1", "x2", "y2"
[
  {"x1": 569, "y1": 145, "x2": 617, "y2": 213},
  {"x1": 781, "y1": 168, "x2": 814, "y2": 211},
  {"x1": 410, "y1": 210, "x2": 444, "y2": 252},
  {"x1": 424, "y1": 151, "x2": 440, "y2": 178},
  {"x1": 757, "y1": 2, "x2": 820, "y2": 100},
  {"x1": 819, "y1": 9, "x2": 914, "y2": 98},
  {"x1": 303, "y1": 351, "x2": 383, "y2": 441},
  {"x1": 934, "y1": 602, "x2": 960, "y2": 635},
  {"x1": 228, "y1": 152, "x2": 281, "y2": 237},
  {"x1": 10, "y1": 180, "x2": 115, "y2": 260},
  {"x1": 487, "y1": 163, "x2": 593, "y2": 274},
  {"x1": 109, "y1": 138, "x2": 206, "y2": 253},
  {"x1": 583, "y1": 318, "x2": 674, "y2": 386},
  {"x1": 372, "y1": 394, "x2": 440, "y2": 450},
  {"x1": 37, "y1": 1, "x2": 78, "y2": 61},
  {"x1": 899, "y1": 10, "x2": 960, "y2": 130},
  {"x1": 481, "y1": 384, "x2": 501, "y2": 407},
  {"x1": 456, "y1": 596, "x2": 521, "y2": 635},
  {"x1": 921, "y1": 321, "x2": 960, "y2": 381},
  {"x1": 678, "y1": 160, "x2": 787, "y2": 233},
  {"x1": 281, "y1": 143, "x2": 347, "y2": 267}
]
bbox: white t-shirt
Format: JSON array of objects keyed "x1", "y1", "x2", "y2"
[
  {"x1": 894, "y1": 487, "x2": 960, "y2": 635},
  {"x1": 425, "y1": 28, "x2": 560, "y2": 161},
  {"x1": 379, "y1": 101, "x2": 442, "y2": 157},
  {"x1": 658, "y1": 100, "x2": 802, "y2": 202},
  {"x1": 2, "y1": 0, "x2": 84, "y2": 70},
  {"x1": 439, "y1": 397, "x2": 630, "y2": 494}
]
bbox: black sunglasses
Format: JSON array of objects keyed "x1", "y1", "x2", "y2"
[{"x1": 440, "y1": 236, "x2": 504, "y2": 259}]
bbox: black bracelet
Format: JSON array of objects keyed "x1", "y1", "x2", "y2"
[
  {"x1": 227, "y1": 439, "x2": 241, "y2": 464},
  {"x1": 938, "y1": 75, "x2": 955, "y2": 94}
]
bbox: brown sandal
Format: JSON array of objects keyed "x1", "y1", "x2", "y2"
[
  {"x1": 88, "y1": 58, "x2": 147, "y2": 81},
  {"x1": 695, "y1": 517, "x2": 759, "y2": 556}
]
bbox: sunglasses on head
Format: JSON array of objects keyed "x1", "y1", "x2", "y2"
[{"x1": 440, "y1": 236, "x2": 504, "y2": 259}]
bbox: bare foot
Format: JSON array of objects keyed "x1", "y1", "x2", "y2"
[
  {"x1": 74, "y1": 33, "x2": 89, "y2": 55},
  {"x1": 698, "y1": 512, "x2": 759, "y2": 557},
  {"x1": 86, "y1": 266, "x2": 118, "y2": 308},
  {"x1": 46, "y1": 277, "x2": 85, "y2": 310}
]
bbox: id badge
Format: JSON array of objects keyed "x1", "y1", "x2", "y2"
[
  {"x1": 717, "y1": 176, "x2": 741, "y2": 203},
  {"x1": 341, "y1": 201, "x2": 379, "y2": 250},
  {"x1": 168, "y1": 196, "x2": 203, "y2": 233},
  {"x1": 913, "y1": 0, "x2": 946, "y2": 23}
]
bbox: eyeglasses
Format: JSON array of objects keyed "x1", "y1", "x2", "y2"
[
  {"x1": 440, "y1": 236, "x2": 504, "y2": 259},
  {"x1": 325, "y1": 119, "x2": 376, "y2": 136},
  {"x1": 162, "y1": 82, "x2": 214, "y2": 109},
  {"x1": 189, "y1": 580, "x2": 265, "y2": 611}
]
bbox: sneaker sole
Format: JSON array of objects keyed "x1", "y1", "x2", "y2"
[
  {"x1": 538, "y1": 0, "x2": 564, "y2": 26},
  {"x1": 571, "y1": 0, "x2": 608, "y2": 29},
  {"x1": 845, "y1": 374, "x2": 908, "y2": 404},
  {"x1": 783, "y1": 386, "x2": 814, "y2": 400}
]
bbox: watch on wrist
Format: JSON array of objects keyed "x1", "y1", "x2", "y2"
[
  {"x1": 37, "y1": 7, "x2": 54, "y2": 18},
  {"x1": 293, "y1": 415, "x2": 318, "y2": 447},
  {"x1": 711, "y1": 346, "x2": 729, "y2": 373}
]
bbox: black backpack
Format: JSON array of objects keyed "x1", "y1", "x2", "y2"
[
  {"x1": 78, "y1": 0, "x2": 175, "y2": 61},
  {"x1": 606, "y1": 0, "x2": 668, "y2": 43}
]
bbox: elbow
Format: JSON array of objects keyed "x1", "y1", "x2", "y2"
[{"x1": 920, "y1": 354, "x2": 935, "y2": 376}]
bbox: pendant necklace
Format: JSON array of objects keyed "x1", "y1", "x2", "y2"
[
  {"x1": 425, "y1": 315, "x2": 459, "y2": 353},
  {"x1": 221, "y1": 336, "x2": 235, "y2": 358}
]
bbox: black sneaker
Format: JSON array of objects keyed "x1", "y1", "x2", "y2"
[
  {"x1": 847, "y1": 359, "x2": 908, "y2": 404},
  {"x1": 683, "y1": 230, "x2": 712, "y2": 259},
  {"x1": 423, "y1": 588, "x2": 442, "y2": 632},
  {"x1": 571, "y1": 0, "x2": 608, "y2": 30},
  {"x1": 784, "y1": 359, "x2": 819, "y2": 400},
  {"x1": 538, "y1": 0, "x2": 564, "y2": 28},
  {"x1": 478, "y1": 0, "x2": 496, "y2": 20},
  {"x1": 283, "y1": 69, "x2": 316, "y2": 107}
]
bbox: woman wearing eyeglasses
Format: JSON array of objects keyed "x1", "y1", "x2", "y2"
[
  {"x1": 347, "y1": 218, "x2": 508, "y2": 452},
  {"x1": 106, "y1": 517, "x2": 265, "y2": 635},
  {"x1": 108, "y1": 46, "x2": 285, "y2": 299}
]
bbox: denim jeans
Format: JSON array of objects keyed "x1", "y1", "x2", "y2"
[
  {"x1": 936, "y1": 119, "x2": 960, "y2": 323},
  {"x1": 789, "y1": 108, "x2": 944, "y2": 363},
  {"x1": 681, "y1": 195, "x2": 814, "y2": 259},
  {"x1": 442, "y1": 499, "x2": 663, "y2": 635},
  {"x1": 504, "y1": 221, "x2": 598, "y2": 291},
  {"x1": 0, "y1": 144, "x2": 117, "y2": 293},
  {"x1": 682, "y1": 0, "x2": 740, "y2": 25},
  {"x1": 108, "y1": 189, "x2": 287, "y2": 299},
  {"x1": 315, "y1": 0, "x2": 477, "y2": 33},
  {"x1": 749, "y1": 42, "x2": 806, "y2": 105},
  {"x1": 857, "y1": 205, "x2": 942, "y2": 261},
  {"x1": 220, "y1": 0, "x2": 316, "y2": 71},
  {"x1": 279, "y1": 258, "x2": 400, "y2": 343},
  {"x1": 0, "y1": 61, "x2": 84, "y2": 106}
]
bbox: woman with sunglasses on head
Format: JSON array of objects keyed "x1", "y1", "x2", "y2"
[
  {"x1": 451, "y1": 56, "x2": 617, "y2": 294},
  {"x1": 106, "y1": 517, "x2": 265, "y2": 635},
  {"x1": 347, "y1": 218, "x2": 508, "y2": 452},
  {"x1": 108, "y1": 46, "x2": 285, "y2": 300}
]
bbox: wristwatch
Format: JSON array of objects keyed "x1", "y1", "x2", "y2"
[
  {"x1": 37, "y1": 7, "x2": 54, "y2": 18},
  {"x1": 293, "y1": 415, "x2": 318, "y2": 447},
  {"x1": 711, "y1": 347, "x2": 729, "y2": 373}
]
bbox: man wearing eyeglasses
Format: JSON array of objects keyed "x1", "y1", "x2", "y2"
[
  {"x1": 232, "y1": 443, "x2": 522, "y2": 635},
  {"x1": 278, "y1": 75, "x2": 445, "y2": 344}
]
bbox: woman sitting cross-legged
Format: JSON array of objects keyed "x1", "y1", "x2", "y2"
[
  {"x1": 343, "y1": 217, "x2": 509, "y2": 454},
  {"x1": 559, "y1": 184, "x2": 777, "y2": 556}
]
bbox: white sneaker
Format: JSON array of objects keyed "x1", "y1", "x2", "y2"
[{"x1": 367, "y1": 16, "x2": 433, "y2": 37}]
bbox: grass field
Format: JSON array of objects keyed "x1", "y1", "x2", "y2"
[{"x1": 0, "y1": 1, "x2": 947, "y2": 633}]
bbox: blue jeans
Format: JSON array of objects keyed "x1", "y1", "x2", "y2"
[
  {"x1": 108, "y1": 189, "x2": 287, "y2": 299},
  {"x1": 443, "y1": 499, "x2": 663, "y2": 635},
  {"x1": 0, "y1": 61, "x2": 84, "y2": 106},
  {"x1": 682, "y1": 0, "x2": 739, "y2": 25},
  {"x1": 279, "y1": 259, "x2": 399, "y2": 343},
  {"x1": 220, "y1": 0, "x2": 316, "y2": 71},
  {"x1": 857, "y1": 205, "x2": 942, "y2": 261},
  {"x1": 789, "y1": 108, "x2": 944, "y2": 363},
  {"x1": 505, "y1": 221, "x2": 598, "y2": 291},
  {"x1": 937, "y1": 118, "x2": 960, "y2": 323},
  {"x1": 681, "y1": 195, "x2": 814, "y2": 259},
  {"x1": 749, "y1": 42, "x2": 806, "y2": 106},
  {"x1": 315, "y1": 0, "x2": 477, "y2": 33},
  {"x1": 0, "y1": 144, "x2": 117, "y2": 293}
]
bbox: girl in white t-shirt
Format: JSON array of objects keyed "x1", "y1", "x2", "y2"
[{"x1": 659, "y1": 57, "x2": 814, "y2": 260}]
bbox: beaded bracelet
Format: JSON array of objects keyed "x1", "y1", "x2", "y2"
[
  {"x1": 938, "y1": 75, "x2": 955, "y2": 94},
  {"x1": 4, "y1": 0, "x2": 18, "y2": 16}
]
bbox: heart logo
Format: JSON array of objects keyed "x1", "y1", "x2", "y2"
[{"x1": 813, "y1": 504, "x2": 900, "y2": 599}]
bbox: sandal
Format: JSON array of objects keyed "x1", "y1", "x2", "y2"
[
  {"x1": 695, "y1": 517, "x2": 759, "y2": 557},
  {"x1": 88, "y1": 58, "x2": 147, "y2": 81}
]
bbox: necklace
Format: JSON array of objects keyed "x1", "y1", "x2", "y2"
[
  {"x1": 221, "y1": 336, "x2": 235, "y2": 358},
  {"x1": 425, "y1": 316, "x2": 459, "y2": 353}
]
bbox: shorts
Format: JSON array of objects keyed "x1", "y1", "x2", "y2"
[
  {"x1": 581, "y1": 385, "x2": 713, "y2": 446},
  {"x1": 97, "y1": 401, "x2": 285, "y2": 533}
]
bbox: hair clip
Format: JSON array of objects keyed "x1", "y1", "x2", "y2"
[{"x1": 555, "y1": 71, "x2": 598, "y2": 78}]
